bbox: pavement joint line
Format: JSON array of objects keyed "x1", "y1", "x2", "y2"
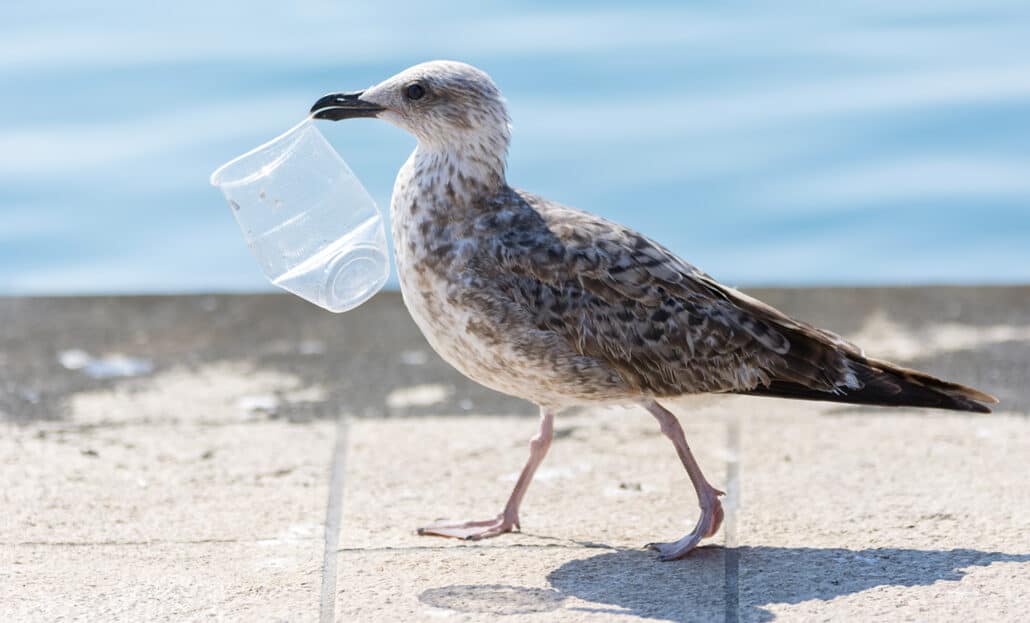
[
  {"x1": 723, "y1": 414, "x2": 741, "y2": 623},
  {"x1": 319, "y1": 413, "x2": 349, "y2": 623}
]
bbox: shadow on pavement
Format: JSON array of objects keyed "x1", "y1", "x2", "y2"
[
  {"x1": 4, "y1": 288, "x2": 1027, "y2": 423},
  {"x1": 546, "y1": 546, "x2": 1030, "y2": 622},
  {"x1": 0, "y1": 293, "x2": 529, "y2": 424},
  {"x1": 417, "y1": 545, "x2": 1029, "y2": 621},
  {"x1": 420, "y1": 584, "x2": 566, "y2": 615}
]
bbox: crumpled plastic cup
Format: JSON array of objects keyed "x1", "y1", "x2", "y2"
[{"x1": 210, "y1": 118, "x2": 389, "y2": 313}]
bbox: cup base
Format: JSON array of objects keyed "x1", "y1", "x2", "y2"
[{"x1": 324, "y1": 246, "x2": 390, "y2": 312}]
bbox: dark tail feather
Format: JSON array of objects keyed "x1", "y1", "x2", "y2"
[{"x1": 741, "y1": 357, "x2": 998, "y2": 414}]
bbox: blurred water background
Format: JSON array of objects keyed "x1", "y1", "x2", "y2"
[{"x1": 2, "y1": 0, "x2": 1029, "y2": 295}]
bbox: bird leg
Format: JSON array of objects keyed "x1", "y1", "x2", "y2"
[
  {"x1": 644, "y1": 401, "x2": 725, "y2": 560},
  {"x1": 417, "y1": 407, "x2": 555, "y2": 540}
]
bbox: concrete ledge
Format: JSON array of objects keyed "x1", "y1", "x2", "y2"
[{"x1": 1, "y1": 287, "x2": 1028, "y2": 621}]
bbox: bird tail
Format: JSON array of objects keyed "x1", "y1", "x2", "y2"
[{"x1": 742, "y1": 356, "x2": 999, "y2": 413}]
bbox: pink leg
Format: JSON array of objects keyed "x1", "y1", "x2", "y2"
[
  {"x1": 644, "y1": 401, "x2": 725, "y2": 560},
  {"x1": 417, "y1": 407, "x2": 555, "y2": 540}
]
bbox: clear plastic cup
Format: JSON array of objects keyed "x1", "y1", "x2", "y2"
[{"x1": 210, "y1": 118, "x2": 389, "y2": 313}]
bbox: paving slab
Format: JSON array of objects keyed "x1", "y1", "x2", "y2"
[
  {"x1": 338, "y1": 408, "x2": 728, "y2": 549},
  {"x1": 1, "y1": 361, "x2": 337, "y2": 622},
  {"x1": 333, "y1": 402, "x2": 1030, "y2": 622},
  {"x1": 5, "y1": 541, "x2": 321, "y2": 622},
  {"x1": 336, "y1": 408, "x2": 730, "y2": 621},
  {"x1": 736, "y1": 397, "x2": 1030, "y2": 622}
]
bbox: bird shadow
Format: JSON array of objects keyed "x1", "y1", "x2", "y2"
[{"x1": 418, "y1": 545, "x2": 1029, "y2": 622}]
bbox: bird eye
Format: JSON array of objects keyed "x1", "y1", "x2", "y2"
[{"x1": 405, "y1": 83, "x2": 426, "y2": 100}]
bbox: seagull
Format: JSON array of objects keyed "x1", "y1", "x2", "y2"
[{"x1": 311, "y1": 60, "x2": 998, "y2": 560}]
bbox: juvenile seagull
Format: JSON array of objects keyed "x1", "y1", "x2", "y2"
[{"x1": 311, "y1": 61, "x2": 998, "y2": 560}]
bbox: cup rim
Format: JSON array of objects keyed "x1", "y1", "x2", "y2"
[{"x1": 209, "y1": 115, "x2": 317, "y2": 188}]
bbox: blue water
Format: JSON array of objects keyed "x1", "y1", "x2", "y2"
[{"x1": 2, "y1": 1, "x2": 1029, "y2": 294}]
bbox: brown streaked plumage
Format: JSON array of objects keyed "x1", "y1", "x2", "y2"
[{"x1": 312, "y1": 60, "x2": 998, "y2": 560}]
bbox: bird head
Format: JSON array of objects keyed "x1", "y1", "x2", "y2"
[{"x1": 311, "y1": 61, "x2": 511, "y2": 155}]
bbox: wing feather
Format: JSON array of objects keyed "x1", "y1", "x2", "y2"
[{"x1": 477, "y1": 189, "x2": 860, "y2": 396}]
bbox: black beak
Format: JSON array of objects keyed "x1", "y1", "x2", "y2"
[{"x1": 310, "y1": 91, "x2": 384, "y2": 121}]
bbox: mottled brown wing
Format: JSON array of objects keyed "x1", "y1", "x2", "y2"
[{"x1": 486, "y1": 189, "x2": 861, "y2": 397}]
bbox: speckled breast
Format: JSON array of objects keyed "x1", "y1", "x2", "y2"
[
  {"x1": 392, "y1": 232, "x2": 538, "y2": 402},
  {"x1": 391, "y1": 226, "x2": 632, "y2": 409}
]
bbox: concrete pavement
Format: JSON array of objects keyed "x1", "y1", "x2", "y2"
[{"x1": 1, "y1": 288, "x2": 1028, "y2": 621}]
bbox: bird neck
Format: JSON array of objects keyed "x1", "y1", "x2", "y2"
[{"x1": 410, "y1": 139, "x2": 508, "y2": 209}]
